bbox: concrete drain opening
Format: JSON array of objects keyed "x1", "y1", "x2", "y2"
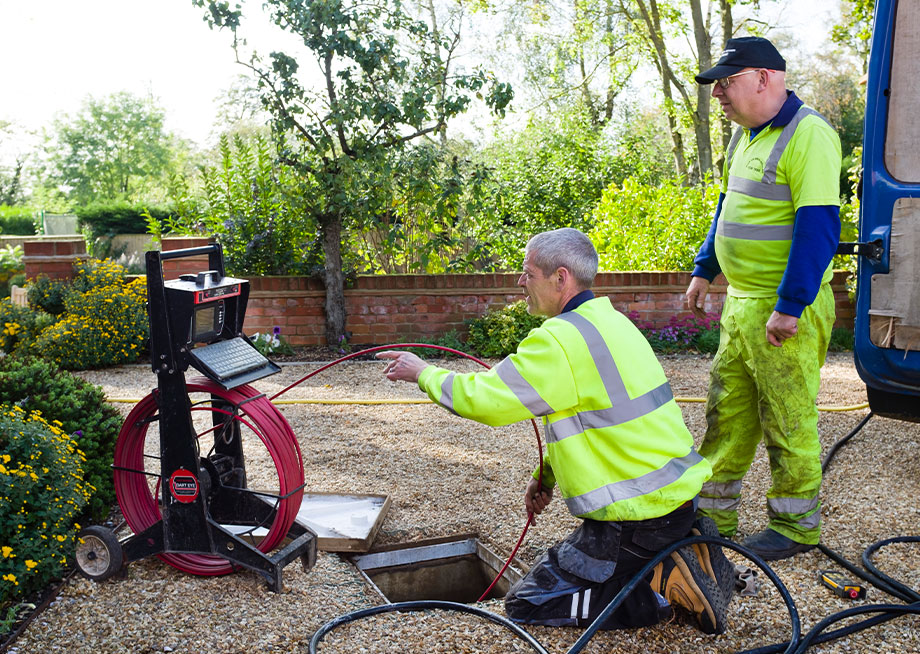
[{"x1": 351, "y1": 535, "x2": 528, "y2": 603}]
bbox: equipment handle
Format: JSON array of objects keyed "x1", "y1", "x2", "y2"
[{"x1": 159, "y1": 244, "x2": 221, "y2": 261}]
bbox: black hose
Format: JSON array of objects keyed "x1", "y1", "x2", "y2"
[
  {"x1": 821, "y1": 411, "x2": 873, "y2": 473},
  {"x1": 308, "y1": 600, "x2": 551, "y2": 654},
  {"x1": 861, "y1": 536, "x2": 920, "y2": 603},
  {"x1": 566, "y1": 535, "x2": 801, "y2": 654},
  {"x1": 816, "y1": 542, "x2": 910, "y2": 602},
  {"x1": 791, "y1": 603, "x2": 920, "y2": 654}
]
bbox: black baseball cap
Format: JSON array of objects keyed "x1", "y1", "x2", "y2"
[{"x1": 695, "y1": 36, "x2": 786, "y2": 84}]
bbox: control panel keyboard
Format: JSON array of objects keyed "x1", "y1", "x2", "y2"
[{"x1": 190, "y1": 337, "x2": 270, "y2": 382}]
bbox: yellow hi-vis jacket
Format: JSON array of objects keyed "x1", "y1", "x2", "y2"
[
  {"x1": 715, "y1": 104, "x2": 841, "y2": 297},
  {"x1": 417, "y1": 297, "x2": 711, "y2": 522}
]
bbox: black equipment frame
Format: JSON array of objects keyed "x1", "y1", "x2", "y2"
[{"x1": 116, "y1": 244, "x2": 316, "y2": 591}]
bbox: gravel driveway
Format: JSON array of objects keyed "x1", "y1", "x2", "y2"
[{"x1": 8, "y1": 352, "x2": 920, "y2": 653}]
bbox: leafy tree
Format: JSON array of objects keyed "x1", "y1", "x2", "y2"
[
  {"x1": 476, "y1": 0, "x2": 641, "y2": 127},
  {"x1": 589, "y1": 175, "x2": 719, "y2": 270},
  {"x1": 349, "y1": 141, "x2": 498, "y2": 274},
  {"x1": 41, "y1": 92, "x2": 180, "y2": 205},
  {"x1": 195, "y1": 0, "x2": 512, "y2": 344},
  {"x1": 472, "y1": 106, "x2": 617, "y2": 269},
  {"x1": 832, "y1": 0, "x2": 874, "y2": 72},
  {"x1": 0, "y1": 120, "x2": 25, "y2": 206}
]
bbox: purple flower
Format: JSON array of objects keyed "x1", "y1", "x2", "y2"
[{"x1": 273, "y1": 326, "x2": 281, "y2": 337}]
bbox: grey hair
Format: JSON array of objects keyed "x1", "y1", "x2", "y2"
[{"x1": 525, "y1": 228, "x2": 598, "y2": 288}]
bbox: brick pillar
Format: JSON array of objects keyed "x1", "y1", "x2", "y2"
[
  {"x1": 159, "y1": 236, "x2": 212, "y2": 280},
  {"x1": 23, "y1": 237, "x2": 89, "y2": 280}
]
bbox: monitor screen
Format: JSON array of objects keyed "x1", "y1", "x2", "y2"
[{"x1": 192, "y1": 302, "x2": 222, "y2": 343}]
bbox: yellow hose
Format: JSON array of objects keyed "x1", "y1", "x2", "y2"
[{"x1": 106, "y1": 396, "x2": 870, "y2": 411}]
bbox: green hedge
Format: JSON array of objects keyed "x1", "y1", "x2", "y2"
[
  {"x1": 0, "y1": 206, "x2": 37, "y2": 235},
  {"x1": 75, "y1": 200, "x2": 173, "y2": 239}
]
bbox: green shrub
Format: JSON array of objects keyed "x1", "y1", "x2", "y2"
[
  {"x1": 400, "y1": 330, "x2": 467, "y2": 359},
  {"x1": 0, "y1": 357, "x2": 122, "y2": 520},
  {"x1": 0, "y1": 246, "x2": 24, "y2": 298},
  {"x1": 0, "y1": 404, "x2": 92, "y2": 605},
  {"x1": 75, "y1": 200, "x2": 173, "y2": 240},
  {"x1": 26, "y1": 275, "x2": 69, "y2": 316},
  {"x1": 29, "y1": 276, "x2": 147, "y2": 369},
  {"x1": 466, "y1": 300, "x2": 545, "y2": 358},
  {"x1": 828, "y1": 327, "x2": 854, "y2": 352},
  {"x1": 0, "y1": 206, "x2": 38, "y2": 235},
  {"x1": 590, "y1": 176, "x2": 719, "y2": 271},
  {"x1": 0, "y1": 298, "x2": 54, "y2": 355}
]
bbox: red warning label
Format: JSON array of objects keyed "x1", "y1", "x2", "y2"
[{"x1": 169, "y1": 469, "x2": 200, "y2": 504}]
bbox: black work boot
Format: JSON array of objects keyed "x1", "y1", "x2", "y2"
[
  {"x1": 650, "y1": 547, "x2": 728, "y2": 635},
  {"x1": 691, "y1": 516, "x2": 736, "y2": 602},
  {"x1": 741, "y1": 528, "x2": 815, "y2": 561}
]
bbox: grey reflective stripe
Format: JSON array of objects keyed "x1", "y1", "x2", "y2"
[
  {"x1": 698, "y1": 496, "x2": 741, "y2": 512},
  {"x1": 767, "y1": 496, "x2": 819, "y2": 516},
  {"x1": 725, "y1": 175, "x2": 793, "y2": 202},
  {"x1": 545, "y1": 382, "x2": 674, "y2": 443},
  {"x1": 717, "y1": 220, "x2": 794, "y2": 240},
  {"x1": 438, "y1": 372, "x2": 457, "y2": 414},
  {"x1": 494, "y1": 357, "x2": 554, "y2": 416},
  {"x1": 556, "y1": 312, "x2": 629, "y2": 403},
  {"x1": 701, "y1": 479, "x2": 743, "y2": 498},
  {"x1": 537, "y1": 312, "x2": 675, "y2": 443},
  {"x1": 564, "y1": 450, "x2": 705, "y2": 515},
  {"x1": 725, "y1": 127, "x2": 744, "y2": 168},
  {"x1": 762, "y1": 106, "x2": 827, "y2": 183}
]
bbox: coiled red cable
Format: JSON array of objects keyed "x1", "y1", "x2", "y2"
[
  {"x1": 114, "y1": 378, "x2": 304, "y2": 575},
  {"x1": 115, "y1": 344, "x2": 542, "y2": 589}
]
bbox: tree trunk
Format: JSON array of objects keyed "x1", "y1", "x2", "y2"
[
  {"x1": 717, "y1": 0, "x2": 734, "y2": 157},
  {"x1": 690, "y1": 0, "x2": 713, "y2": 180},
  {"x1": 632, "y1": 0, "x2": 688, "y2": 180},
  {"x1": 320, "y1": 214, "x2": 347, "y2": 346}
]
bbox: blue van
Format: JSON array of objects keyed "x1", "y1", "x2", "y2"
[{"x1": 852, "y1": 0, "x2": 920, "y2": 421}]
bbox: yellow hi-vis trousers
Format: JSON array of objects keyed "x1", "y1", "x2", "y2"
[{"x1": 697, "y1": 283, "x2": 834, "y2": 545}]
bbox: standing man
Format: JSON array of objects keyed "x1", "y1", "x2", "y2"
[
  {"x1": 686, "y1": 37, "x2": 841, "y2": 560},
  {"x1": 381, "y1": 228, "x2": 734, "y2": 634}
]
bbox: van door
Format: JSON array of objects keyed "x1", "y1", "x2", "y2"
[{"x1": 854, "y1": 0, "x2": 920, "y2": 421}]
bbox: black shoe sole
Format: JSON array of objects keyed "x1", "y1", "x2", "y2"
[
  {"x1": 692, "y1": 517, "x2": 736, "y2": 601},
  {"x1": 671, "y1": 547, "x2": 728, "y2": 635}
]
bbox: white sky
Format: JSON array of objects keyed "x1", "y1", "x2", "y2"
[
  {"x1": 0, "y1": 0, "x2": 842, "y2": 156},
  {"x1": 0, "y1": 0, "x2": 284, "y2": 150}
]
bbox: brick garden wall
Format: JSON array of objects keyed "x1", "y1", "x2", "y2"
[{"x1": 22, "y1": 236, "x2": 856, "y2": 346}]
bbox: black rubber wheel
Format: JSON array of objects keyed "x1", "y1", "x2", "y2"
[{"x1": 75, "y1": 526, "x2": 124, "y2": 581}]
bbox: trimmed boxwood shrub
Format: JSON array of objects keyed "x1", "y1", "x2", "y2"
[
  {"x1": 0, "y1": 404, "x2": 91, "y2": 606},
  {"x1": 0, "y1": 357, "x2": 122, "y2": 520}
]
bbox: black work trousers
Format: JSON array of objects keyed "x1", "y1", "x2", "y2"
[{"x1": 505, "y1": 501, "x2": 695, "y2": 630}]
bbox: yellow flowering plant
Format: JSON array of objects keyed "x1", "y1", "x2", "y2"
[
  {"x1": 0, "y1": 405, "x2": 91, "y2": 606},
  {"x1": 0, "y1": 357, "x2": 122, "y2": 519},
  {"x1": 23, "y1": 259, "x2": 148, "y2": 369}
]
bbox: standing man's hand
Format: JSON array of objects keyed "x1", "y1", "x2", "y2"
[
  {"x1": 378, "y1": 351, "x2": 427, "y2": 383},
  {"x1": 765, "y1": 311, "x2": 799, "y2": 347},
  {"x1": 685, "y1": 276, "x2": 711, "y2": 320},
  {"x1": 524, "y1": 476, "x2": 552, "y2": 524}
]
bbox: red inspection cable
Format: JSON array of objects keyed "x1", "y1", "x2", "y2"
[
  {"x1": 268, "y1": 343, "x2": 544, "y2": 603},
  {"x1": 114, "y1": 379, "x2": 304, "y2": 575}
]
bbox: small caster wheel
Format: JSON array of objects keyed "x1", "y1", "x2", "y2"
[{"x1": 75, "y1": 525, "x2": 124, "y2": 581}]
